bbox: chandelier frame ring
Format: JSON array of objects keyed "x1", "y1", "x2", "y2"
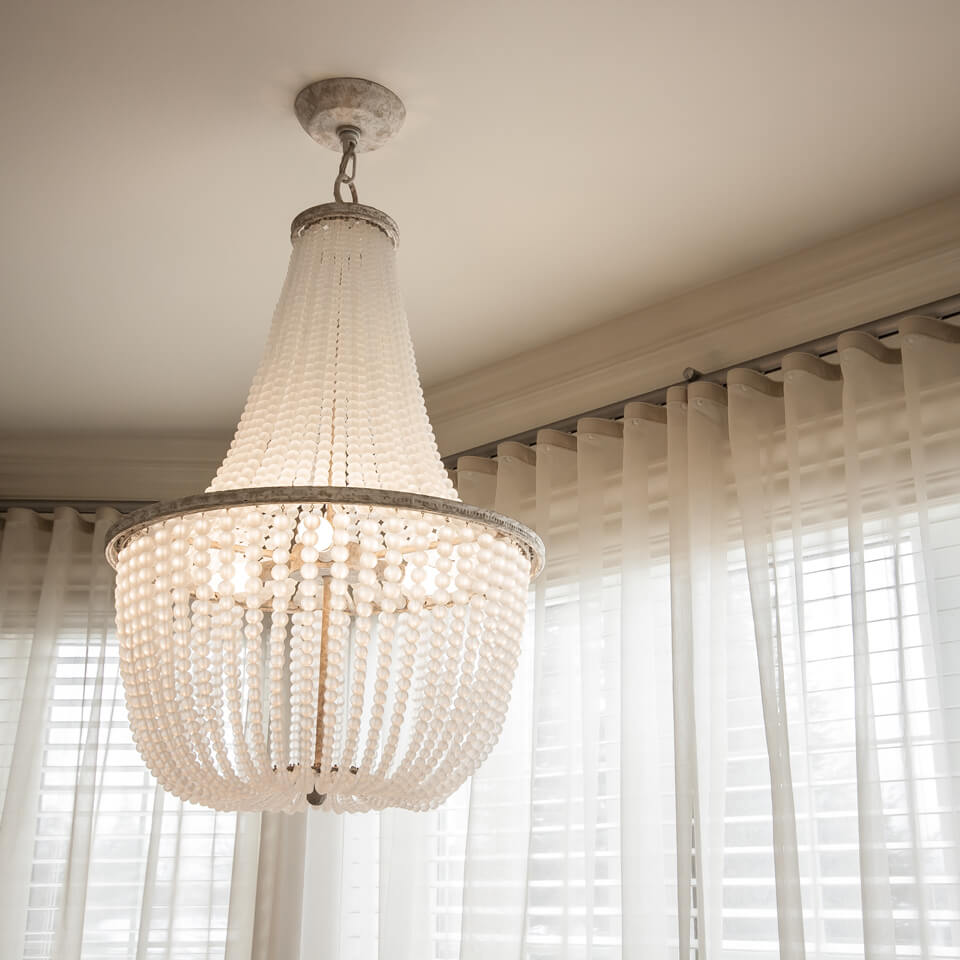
[{"x1": 105, "y1": 485, "x2": 545, "y2": 578}]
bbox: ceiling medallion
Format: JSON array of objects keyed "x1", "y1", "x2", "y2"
[{"x1": 106, "y1": 78, "x2": 544, "y2": 813}]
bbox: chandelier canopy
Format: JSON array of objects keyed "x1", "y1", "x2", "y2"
[{"x1": 106, "y1": 78, "x2": 543, "y2": 813}]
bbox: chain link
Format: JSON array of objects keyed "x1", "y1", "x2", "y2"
[{"x1": 333, "y1": 129, "x2": 359, "y2": 203}]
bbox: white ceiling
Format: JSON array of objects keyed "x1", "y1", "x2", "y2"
[{"x1": 2, "y1": 0, "x2": 960, "y2": 435}]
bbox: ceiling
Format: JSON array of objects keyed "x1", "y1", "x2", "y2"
[{"x1": 2, "y1": 0, "x2": 960, "y2": 435}]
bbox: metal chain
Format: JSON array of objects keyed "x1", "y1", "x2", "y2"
[{"x1": 334, "y1": 128, "x2": 359, "y2": 203}]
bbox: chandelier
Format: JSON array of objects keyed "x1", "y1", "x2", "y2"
[{"x1": 105, "y1": 78, "x2": 543, "y2": 814}]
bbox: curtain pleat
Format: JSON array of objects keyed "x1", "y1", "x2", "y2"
[
  {"x1": 687, "y1": 383, "x2": 736, "y2": 959},
  {"x1": 457, "y1": 442, "x2": 536, "y2": 959},
  {"x1": 250, "y1": 813, "x2": 308, "y2": 959},
  {"x1": 839, "y1": 336, "x2": 906, "y2": 957},
  {"x1": 54, "y1": 509, "x2": 119, "y2": 959},
  {"x1": 380, "y1": 809, "x2": 433, "y2": 955},
  {"x1": 0, "y1": 508, "x2": 75, "y2": 958},
  {"x1": 666, "y1": 387, "x2": 699, "y2": 960},
  {"x1": 620, "y1": 403, "x2": 673, "y2": 957},
  {"x1": 728, "y1": 370, "x2": 806, "y2": 958},
  {"x1": 575, "y1": 419, "x2": 622, "y2": 956},
  {"x1": 137, "y1": 785, "x2": 171, "y2": 960},
  {"x1": 780, "y1": 353, "x2": 845, "y2": 959}
]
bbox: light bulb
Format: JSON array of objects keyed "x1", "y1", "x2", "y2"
[{"x1": 315, "y1": 516, "x2": 334, "y2": 552}]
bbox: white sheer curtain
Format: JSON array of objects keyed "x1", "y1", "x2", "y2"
[
  {"x1": 447, "y1": 313, "x2": 960, "y2": 959},
  {"x1": 0, "y1": 507, "x2": 247, "y2": 960},
  {"x1": 3, "y1": 314, "x2": 960, "y2": 959}
]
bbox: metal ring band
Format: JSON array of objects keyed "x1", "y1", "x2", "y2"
[
  {"x1": 105, "y1": 485, "x2": 545, "y2": 578},
  {"x1": 291, "y1": 203, "x2": 399, "y2": 246}
]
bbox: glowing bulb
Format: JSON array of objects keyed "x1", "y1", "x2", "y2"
[{"x1": 315, "y1": 516, "x2": 334, "y2": 552}]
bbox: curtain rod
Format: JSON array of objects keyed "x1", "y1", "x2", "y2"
[{"x1": 441, "y1": 292, "x2": 960, "y2": 468}]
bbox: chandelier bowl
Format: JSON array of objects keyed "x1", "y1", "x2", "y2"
[{"x1": 106, "y1": 488, "x2": 543, "y2": 812}]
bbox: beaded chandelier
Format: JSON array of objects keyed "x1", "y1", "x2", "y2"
[{"x1": 105, "y1": 78, "x2": 543, "y2": 813}]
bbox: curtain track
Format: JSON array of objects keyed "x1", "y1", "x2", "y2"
[{"x1": 440, "y1": 292, "x2": 960, "y2": 468}]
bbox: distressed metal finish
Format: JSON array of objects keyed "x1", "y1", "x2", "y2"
[
  {"x1": 295, "y1": 77, "x2": 405, "y2": 153},
  {"x1": 333, "y1": 127, "x2": 360, "y2": 203},
  {"x1": 105, "y1": 485, "x2": 546, "y2": 578},
  {"x1": 290, "y1": 203, "x2": 399, "y2": 246}
]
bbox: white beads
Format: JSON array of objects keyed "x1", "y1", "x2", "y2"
[
  {"x1": 111, "y1": 214, "x2": 535, "y2": 814},
  {"x1": 113, "y1": 504, "x2": 531, "y2": 813},
  {"x1": 207, "y1": 216, "x2": 456, "y2": 501}
]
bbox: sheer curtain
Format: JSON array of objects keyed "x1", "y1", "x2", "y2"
[
  {"x1": 2, "y1": 315, "x2": 959, "y2": 959},
  {"x1": 448, "y1": 313, "x2": 960, "y2": 959},
  {"x1": 0, "y1": 507, "x2": 245, "y2": 960}
]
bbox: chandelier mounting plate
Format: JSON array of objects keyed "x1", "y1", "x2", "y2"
[{"x1": 295, "y1": 77, "x2": 405, "y2": 153}]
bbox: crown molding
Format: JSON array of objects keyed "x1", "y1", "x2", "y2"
[
  {"x1": 426, "y1": 192, "x2": 960, "y2": 455},
  {"x1": 0, "y1": 431, "x2": 227, "y2": 503},
  {"x1": 3, "y1": 192, "x2": 959, "y2": 504}
]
